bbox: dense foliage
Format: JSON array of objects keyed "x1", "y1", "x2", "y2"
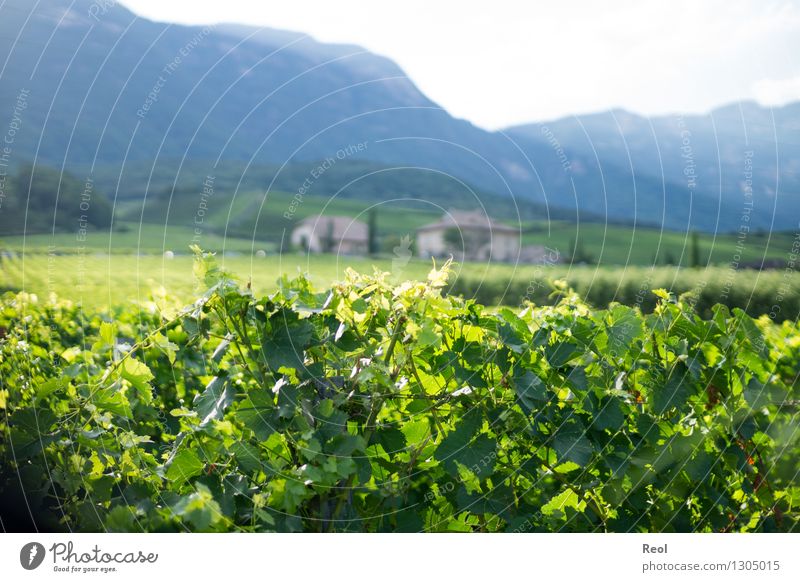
[
  {"x1": 449, "y1": 267, "x2": 800, "y2": 323},
  {"x1": 1, "y1": 249, "x2": 798, "y2": 532}
]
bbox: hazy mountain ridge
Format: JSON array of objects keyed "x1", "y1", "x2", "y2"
[{"x1": 506, "y1": 102, "x2": 800, "y2": 232}]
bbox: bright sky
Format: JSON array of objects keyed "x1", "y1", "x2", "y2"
[{"x1": 122, "y1": 0, "x2": 800, "y2": 130}]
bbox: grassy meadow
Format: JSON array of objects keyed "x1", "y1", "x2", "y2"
[
  {"x1": 0, "y1": 252, "x2": 434, "y2": 307},
  {"x1": 2, "y1": 251, "x2": 798, "y2": 322}
]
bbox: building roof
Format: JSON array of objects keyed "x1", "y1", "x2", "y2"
[
  {"x1": 296, "y1": 215, "x2": 368, "y2": 242},
  {"x1": 416, "y1": 210, "x2": 518, "y2": 234}
]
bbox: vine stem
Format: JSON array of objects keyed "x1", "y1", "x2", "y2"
[
  {"x1": 331, "y1": 314, "x2": 409, "y2": 528},
  {"x1": 384, "y1": 315, "x2": 406, "y2": 365}
]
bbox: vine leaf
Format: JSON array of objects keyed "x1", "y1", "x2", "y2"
[
  {"x1": 120, "y1": 358, "x2": 154, "y2": 404},
  {"x1": 592, "y1": 396, "x2": 625, "y2": 431},
  {"x1": 235, "y1": 389, "x2": 277, "y2": 439},
  {"x1": 651, "y1": 363, "x2": 694, "y2": 415},
  {"x1": 165, "y1": 449, "x2": 204, "y2": 486},
  {"x1": 606, "y1": 305, "x2": 643, "y2": 356},
  {"x1": 513, "y1": 370, "x2": 548, "y2": 413},
  {"x1": 553, "y1": 424, "x2": 594, "y2": 466},
  {"x1": 434, "y1": 410, "x2": 487, "y2": 476},
  {"x1": 172, "y1": 483, "x2": 222, "y2": 530},
  {"x1": 545, "y1": 341, "x2": 581, "y2": 368},
  {"x1": 261, "y1": 312, "x2": 315, "y2": 371},
  {"x1": 194, "y1": 375, "x2": 235, "y2": 428}
]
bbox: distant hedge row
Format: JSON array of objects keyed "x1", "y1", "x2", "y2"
[{"x1": 447, "y1": 266, "x2": 800, "y2": 322}]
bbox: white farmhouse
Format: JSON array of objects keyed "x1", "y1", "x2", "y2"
[
  {"x1": 416, "y1": 210, "x2": 520, "y2": 262},
  {"x1": 290, "y1": 215, "x2": 368, "y2": 255}
]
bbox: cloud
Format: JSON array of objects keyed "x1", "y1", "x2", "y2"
[{"x1": 752, "y1": 76, "x2": 800, "y2": 106}]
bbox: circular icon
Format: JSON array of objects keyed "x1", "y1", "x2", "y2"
[{"x1": 20, "y1": 542, "x2": 46, "y2": 570}]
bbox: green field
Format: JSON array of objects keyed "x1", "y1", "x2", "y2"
[
  {"x1": 3, "y1": 252, "x2": 798, "y2": 322},
  {"x1": 0, "y1": 222, "x2": 271, "y2": 255},
  {"x1": 0, "y1": 253, "x2": 435, "y2": 307},
  {"x1": 523, "y1": 221, "x2": 798, "y2": 266}
]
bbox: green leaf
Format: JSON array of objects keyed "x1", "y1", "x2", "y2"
[
  {"x1": 371, "y1": 426, "x2": 407, "y2": 454},
  {"x1": 650, "y1": 364, "x2": 694, "y2": 415},
  {"x1": 553, "y1": 424, "x2": 594, "y2": 466},
  {"x1": 434, "y1": 410, "x2": 485, "y2": 476},
  {"x1": 261, "y1": 314, "x2": 314, "y2": 371},
  {"x1": 88, "y1": 476, "x2": 115, "y2": 503},
  {"x1": 498, "y1": 308, "x2": 529, "y2": 337},
  {"x1": 99, "y1": 321, "x2": 117, "y2": 346},
  {"x1": 153, "y1": 332, "x2": 178, "y2": 364},
  {"x1": 165, "y1": 449, "x2": 204, "y2": 486},
  {"x1": 454, "y1": 433, "x2": 497, "y2": 478},
  {"x1": 172, "y1": 483, "x2": 222, "y2": 530},
  {"x1": 606, "y1": 305, "x2": 643, "y2": 356},
  {"x1": 566, "y1": 366, "x2": 589, "y2": 393},
  {"x1": 684, "y1": 451, "x2": 714, "y2": 482},
  {"x1": 652, "y1": 288, "x2": 671, "y2": 301},
  {"x1": 498, "y1": 321, "x2": 528, "y2": 353},
  {"x1": 235, "y1": 389, "x2": 277, "y2": 440},
  {"x1": 541, "y1": 488, "x2": 582, "y2": 517},
  {"x1": 104, "y1": 505, "x2": 138, "y2": 532},
  {"x1": 120, "y1": 358, "x2": 154, "y2": 404},
  {"x1": 743, "y1": 378, "x2": 771, "y2": 409},
  {"x1": 328, "y1": 434, "x2": 366, "y2": 456},
  {"x1": 497, "y1": 309, "x2": 530, "y2": 353},
  {"x1": 9, "y1": 407, "x2": 58, "y2": 436},
  {"x1": 229, "y1": 441, "x2": 264, "y2": 474},
  {"x1": 211, "y1": 334, "x2": 233, "y2": 363},
  {"x1": 513, "y1": 370, "x2": 548, "y2": 413},
  {"x1": 276, "y1": 383, "x2": 299, "y2": 419},
  {"x1": 400, "y1": 419, "x2": 430, "y2": 447},
  {"x1": 193, "y1": 375, "x2": 235, "y2": 428},
  {"x1": 92, "y1": 384, "x2": 132, "y2": 418},
  {"x1": 91, "y1": 321, "x2": 117, "y2": 352},
  {"x1": 34, "y1": 377, "x2": 68, "y2": 404},
  {"x1": 545, "y1": 341, "x2": 581, "y2": 367},
  {"x1": 417, "y1": 322, "x2": 441, "y2": 349},
  {"x1": 732, "y1": 308, "x2": 764, "y2": 351},
  {"x1": 592, "y1": 397, "x2": 625, "y2": 431}
]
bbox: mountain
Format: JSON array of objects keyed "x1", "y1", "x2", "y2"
[
  {"x1": 0, "y1": 0, "x2": 795, "y2": 233},
  {"x1": 0, "y1": 0, "x2": 533, "y2": 196},
  {"x1": 506, "y1": 102, "x2": 800, "y2": 233}
]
